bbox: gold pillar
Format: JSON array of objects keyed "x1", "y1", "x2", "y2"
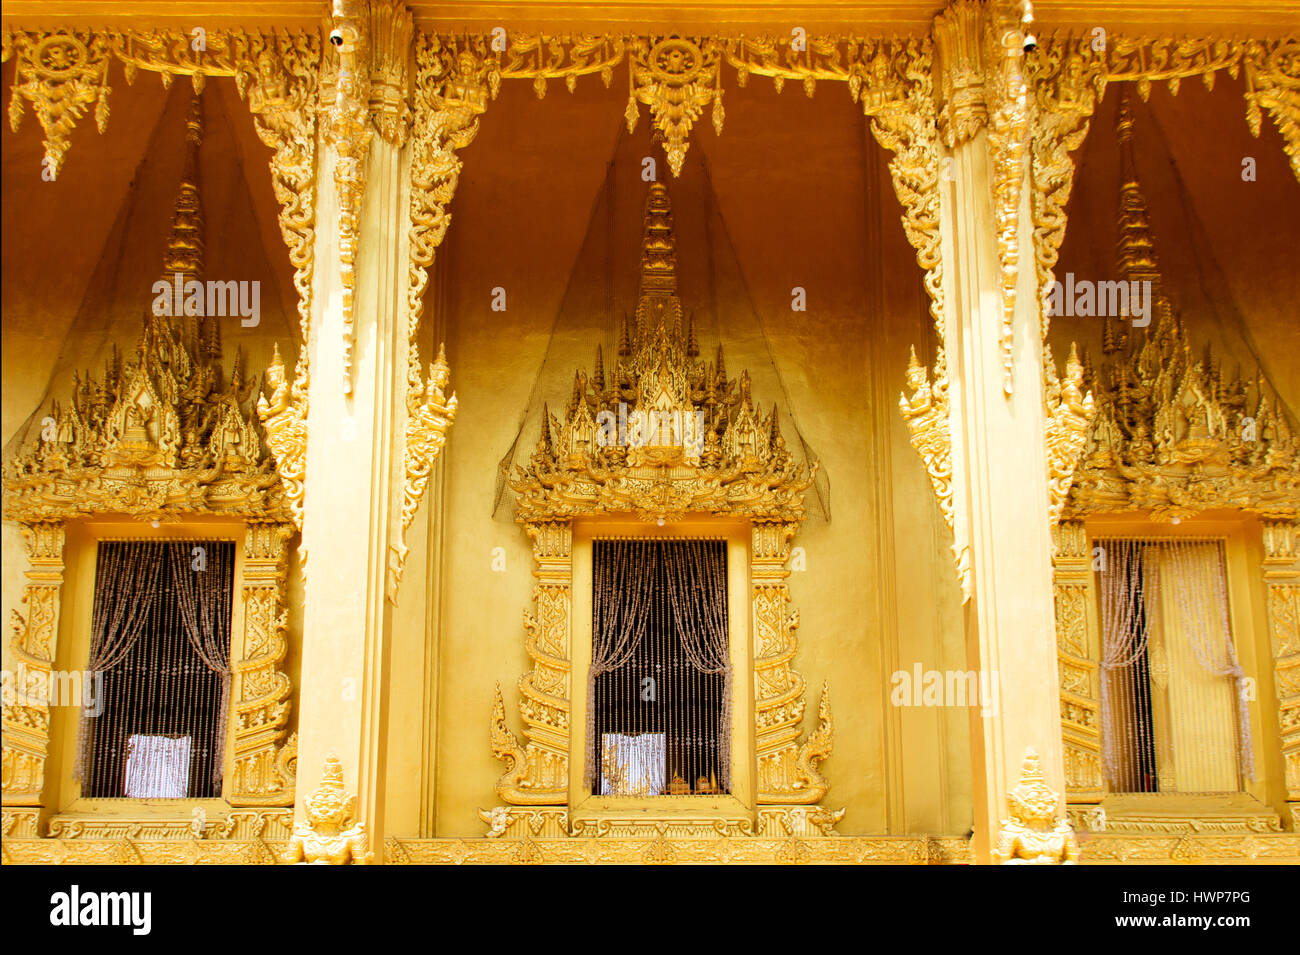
[
  {"x1": 934, "y1": 0, "x2": 1071, "y2": 863},
  {"x1": 291, "y1": 0, "x2": 414, "y2": 861}
]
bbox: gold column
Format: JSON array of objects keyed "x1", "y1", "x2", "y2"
[
  {"x1": 290, "y1": 0, "x2": 415, "y2": 861},
  {"x1": 0, "y1": 522, "x2": 66, "y2": 821},
  {"x1": 1263, "y1": 521, "x2": 1300, "y2": 828},
  {"x1": 933, "y1": 0, "x2": 1072, "y2": 863}
]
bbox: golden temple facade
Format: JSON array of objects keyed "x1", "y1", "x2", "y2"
[{"x1": 1, "y1": 0, "x2": 1298, "y2": 867}]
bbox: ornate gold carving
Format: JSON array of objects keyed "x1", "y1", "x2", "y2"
[
  {"x1": 1067, "y1": 102, "x2": 1299, "y2": 523},
  {"x1": 229, "y1": 523, "x2": 296, "y2": 805},
  {"x1": 899, "y1": 348, "x2": 971, "y2": 600},
  {"x1": 1, "y1": 523, "x2": 65, "y2": 806},
  {"x1": 322, "y1": 0, "x2": 373, "y2": 395},
  {"x1": 1243, "y1": 38, "x2": 1300, "y2": 183},
  {"x1": 753, "y1": 524, "x2": 833, "y2": 805},
  {"x1": 1044, "y1": 344, "x2": 1094, "y2": 527},
  {"x1": 391, "y1": 346, "x2": 458, "y2": 597},
  {"x1": 495, "y1": 186, "x2": 831, "y2": 819},
  {"x1": 6, "y1": 31, "x2": 111, "y2": 178},
  {"x1": 510, "y1": 184, "x2": 813, "y2": 525},
  {"x1": 933, "y1": 0, "x2": 987, "y2": 147},
  {"x1": 986, "y1": 1, "x2": 1033, "y2": 395},
  {"x1": 859, "y1": 41, "x2": 942, "y2": 337},
  {"x1": 1053, "y1": 520, "x2": 1103, "y2": 803},
  {"x1": 255, "y1": 347, "x2": 308, "y2": 532},
  {"x1": 994, "y1": 748, "x2": 1080, "y2": 864},
  {"x1": 4, "y1": 315, "x2": 287, "y2": 524},
  {"x1": 1029, "y1": 37, "x2": 1105, "y2": 343},
  {"x1": 283, "y1": 754, "x2": 372, "y2": 864},
  {"x1": 865, "y1": 38, "x2": 970, "y2": 599},
  {"x1": 43, "y1": 809, "x2": 294, "y2": 842},
  {"x1": 491, "y1": 523, "x2": 572, "y2": 805},
  {"x1": 234, "y1": 32, "x2": 321, "y2": 534},
  {"x1": 626, "y1": 37, "x2": 722, "y2": 177},
  {"x1": 389, "y1": 32, "x2": 484, "y2": 597},
  {"x1": 1263, "y1": 521, "x2": 1300, "y2": 803},
  {"x1": 112, "y1": 29, "x2": 243, "y2": 93},
  {"x1": 499, "y1": 34, "x2": 624, "y2": 97}
]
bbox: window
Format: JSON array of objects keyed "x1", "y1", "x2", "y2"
[
  {"x1": 1097, "y1": 537, "x2": 1252, "y2": 794},
  {"x1": 589, "y1": 539, "x2": 730, "y2": 796},
  {"x1": 81, "y1": 539, "x2": 235, "y2": 798}
]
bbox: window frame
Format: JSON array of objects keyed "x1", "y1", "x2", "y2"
[
  {"x1": 569, "y1": 516, "x2": 755, "y2": 822},
  {"x1": 49, "y1": 518, "x2": 246, "y2": 817},
  {"x1": 1083, "y1": 511, "x2": 1277, "y2": 810}
]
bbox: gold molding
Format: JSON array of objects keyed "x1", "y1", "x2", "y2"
[{"x1": 386, "y1": 833, "x2": 971, "y2": 865}]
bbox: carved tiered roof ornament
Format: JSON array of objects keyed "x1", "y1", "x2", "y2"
[
  {"x1": 510, "y1": 183, "x2": 813, "y2": 524},
  {"x1": 1066, "y1": 94, "x2": 1299, "y2": 523},
  {"x1": 3, "y1": 93, "x2": 289, "y2": 525}
]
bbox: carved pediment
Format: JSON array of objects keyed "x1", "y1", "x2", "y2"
[
  {"x1": 510, "y1": 183, "x2": 813, "y2": 524},
  {"x1": 1065, "y1": 94, "x2": 1299, "y2": 523},
  {"x1": 3, "y1": 93, "x2": 289, "y2": 526}
]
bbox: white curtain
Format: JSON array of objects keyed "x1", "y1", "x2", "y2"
[{"x1": 124, "y1": 734, "x2": 192, "y2": 798}]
